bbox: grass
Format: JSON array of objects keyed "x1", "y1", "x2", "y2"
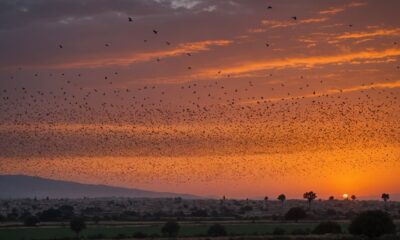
[{"x1": 0, "y1": 222, "x2": 350, "y2": 240}]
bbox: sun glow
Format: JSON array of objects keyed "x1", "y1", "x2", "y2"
[{"x1": 343, "y1": 193, "x2": 349, "y2": 199}]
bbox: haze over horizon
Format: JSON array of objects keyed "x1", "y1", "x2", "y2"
[{"x1": 0, "y1": 0, "x2": 399, "y2": 199}]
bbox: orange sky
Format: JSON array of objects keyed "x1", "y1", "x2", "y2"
[{"x1": 0, "y1": 0, "x2": 399, "y2": 199}]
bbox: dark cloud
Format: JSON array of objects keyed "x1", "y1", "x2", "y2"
[{"x1": 0, "y1": 0, "x2": 175, "y2": 30}]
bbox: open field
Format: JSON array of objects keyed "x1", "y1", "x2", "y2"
[
  {"x1": 2, "y1": 220, "x2": 400, "y2": 240},
  {"x1": 0, "y1": 222, "x2": 347, "y2": 240}
]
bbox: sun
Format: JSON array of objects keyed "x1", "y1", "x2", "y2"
[{"x1": 343, "y1": 193, "x2": 349, "y2": 199}]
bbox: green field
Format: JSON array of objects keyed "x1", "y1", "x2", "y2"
[{"x1": 0, "y1": 222, "x2": 348, "y2": 240}]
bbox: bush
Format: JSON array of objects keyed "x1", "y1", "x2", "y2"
[
  {"x1": 161, "y1": 220, "x2": 180, "y2": 237},
  {"x1": 379, "y1": 235, "x2": 400, "y2": 240},
  {"x1": 207, "y1": 224, "x2": 227, "y2": 237},
  {"x1": 24, "y1": 216, "x2": 40, "y2": 226},
  {"x1": 313, "y1": 221, "x2": 342, "y2": 234},
  {"x1": 132, "y1": 232, "x2": 147, "y2": 238},
  {"x1": 285, "y1": 207, "x2": 307, "y2": 222},
  {"x1": 349, "y1": 210, "x2": 396, "y2": 238},
  {"x1": 116, "y1": 233, "x2": 127, "y2": 239},
  {"x1": 70, "y1": 217, "x2": 86, "y2": 237},
  {"x1": 273, "y1": 227, "x2": 285, "y2": 235},
  {"x1": 291, "y1": 228, "x2": 310, "y2": 235}
]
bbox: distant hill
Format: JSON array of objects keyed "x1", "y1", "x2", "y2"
[{"x1": 0, "y1": 175, "x2": 200, "y2": 199}]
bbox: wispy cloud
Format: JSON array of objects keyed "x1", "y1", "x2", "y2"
[
  {"x1": 195, "y1": 48, "x2": 400, "y2": 78},
  {"x1": 261, "y1": 17, "x2": 328, "y2": 29},
  {"x1": 48, "y1": 40, "x2": 233, "y2": 69},
  {"x1": 242, "y1": 80, "x2": 400, "y2": 104},
  {"x1": 319, "y1": 1, "x2": 367, "y2": 16},
  {"x1": 335, "y1": 28, "x2": 400, "y2": 40}
]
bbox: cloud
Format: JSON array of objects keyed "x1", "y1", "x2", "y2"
[
  {"x1": 27, "y1": 39, "x2": 233, "y2": 69},
  {"x1": 319, "y1": 1, "x2": 366, "y2": 16},
  {"x1": 0, "y1": 0, "x2": 171, "y2": 29},
  {"x1": 242, "y1": 80, "x2": 400, "y2": 104},
  {"x1": 335, "y1": 28, "x2": 400, "y2": 40},
  {"x1": 319, "y1": 7, "x2": 345, "y2": 15},
  {"x1": 261, "y1": 17, "x2": 328, "y2": 29},
  {"x1": 194, "y1": 48, "x2": 400, "y2": 79},
  {"x1": 154, "y1": 0, "x2": 201, "y2": 9}
]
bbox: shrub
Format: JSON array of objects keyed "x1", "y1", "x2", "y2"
[
  {"x1": 70, "y1": 217, "x2": 86, "y2": 238},
  {"x1": 291, "y1": 228, "x2": 310, "y2": 235},
  {"x1": 273, "y1": 227, "x2": 285, "y2": 235},
  {"x1": 379, "y1": 235, "x2": 400, "y2": 240},
  {"x1": 132, "y1": 232, "x2": 147, "y2": 238},
  {"x1": 207, "y1": 224, "x2": 227, "y2": 237},
  {"x1": 24, "y1": 216, "x2": 40, "y2": 226},
  {"x1": 285, "y1": 207, "x2": 307, "y2": 222},
  {"x1": 349, "y1": 210, "x2": 396, "y2": 238},
  {"x1": 161, "y1": 220, "x2": 180, "y2": 237},
  {"x1": 313, "y1": 221, "x2": 342, "y2": 234}
]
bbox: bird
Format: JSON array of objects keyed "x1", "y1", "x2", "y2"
[
  {"x1": 128, "y1": 17, "x2": 133, "y2": 22},
  {"x1": 59, "y1": 44, "x2": 63, "y2": 49},
  {"x1": 153, "y1": 29, "x2": 158, "y2": 34},
  {"x1": 292, "y1": 16, "x2": 297, "y2": 20}
]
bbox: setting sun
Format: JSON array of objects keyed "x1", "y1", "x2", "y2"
[{"x1": 343, "y1": 193, "x2": 349, "y2": 199}]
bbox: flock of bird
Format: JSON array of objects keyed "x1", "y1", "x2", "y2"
[{"x1": 0, "y1": 4, "x2": 399, "y2": 184}]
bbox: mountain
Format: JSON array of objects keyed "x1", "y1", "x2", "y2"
[{"x1": 0, "y1": 175, "x2": 200, "y2": 199}]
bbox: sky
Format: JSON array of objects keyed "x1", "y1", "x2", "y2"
[{"x1": 0, "y1": 0, "x2": 399, "y2": 199}]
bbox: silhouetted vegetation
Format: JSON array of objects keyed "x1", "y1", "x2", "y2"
[
  {"x1": 272, "y1": 227, "x2": 285, "y2": 235},
  {"x1": 207, "y1": 223, "x2": 227, "y2": 236},
  {"x1": 161, "y1": 220, "x2": 180, "y2": 237},
  {"x1": 23, "y1": 215, "x2": 40, "y2": 226},
  {"x1": 312, "y1": 221, "x2": 342, "y2": 234},
  {"x1": 303, "y1": 191, "x2": 317, "y2": 209},
  {"x1": 70, "y1": 217, "x2": 86, "y2": 238},
  {"x1": 348, "y1": 210, "x2": 396, "y2": 238},
  {"x1": 285, "y1": 207, "x2": 307, "y2": 222}
]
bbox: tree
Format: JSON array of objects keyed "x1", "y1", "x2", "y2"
[
  {"x1": 285, "y1": 207, "x2": 306, "y2": 222},
  {"x1": 349, "y1": 210, "x2": 395, "y2": 238},
  {"x1": 207, "y1": 224, "x2": 227, "y2": 237},
  {"x1": 272, "y1": 227, "x2": 285, "y2": 235},
  {"x1": 70, "y1": 217, "x2": 86, "y2": 238},
  {"x1": 313, "y1": 221, "x2": 342, "y2": 234},
  {"x1": 24, "y1": 216, "x2": 40, "y2": 226},
  {"x1": 303, "y1": 191, "x2": 317, "y2": 209},
  {"x1": 381, "y1": 193, "x2": 390, "y2": 210},
  {"x1": 277, "y1": 194, "x2": 286, "y2": 208},
  {"x1": 351, "y1": 195, "x2": 357, "y2": 201},
  {"x1": 161, "y1": 220, "x2": 180, "y2": 237},
  {"x1": 328, "y1": 196, "x2": 335, "y2": 200},
  {"x1": 92, "y1": 216, "x2": 100, "y2": 225},
  {"x1": 38, "y1": 208, "x2": 62, "y2": 221}
]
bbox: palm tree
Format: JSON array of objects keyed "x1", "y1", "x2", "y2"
[
  {"x1": 277, "y1": 194, "x2": 286, "y2": 208},
  {"x1": 381, "y1": 193, "x2": 390, "y2": 210},
  {"x1": 303, "y1": 191, "x2": 317, "y2": 210}
]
